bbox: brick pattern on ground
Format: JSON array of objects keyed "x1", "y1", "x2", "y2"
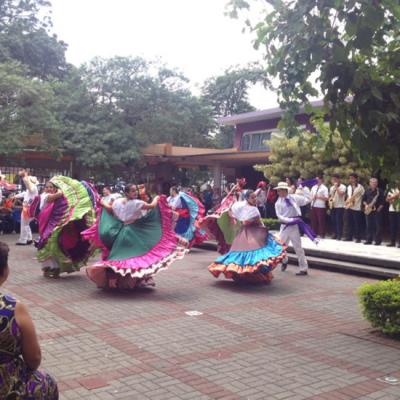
[{"x1": 2, "y1": 235, "x2": 400, "y2": 399}]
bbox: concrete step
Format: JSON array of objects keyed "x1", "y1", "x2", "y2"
[
  {"x1": 287, "y1": 245, "x2": 400, "y2": 271},
  {"x1": 286, "y1": 253, "x2": 399, "y2": 279}
]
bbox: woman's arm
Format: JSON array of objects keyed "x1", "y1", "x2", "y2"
[
  {"x1": 45, "y1": 190, "x2": 63, "y2": 203},
  {"x1": 14, "y1": 301, "x2": 42, "y2": 370},
  {"x1": 142, "y1": 196, "x2": 159, "y2": 210},
  {"x1": 100, "y1": 198, "x2": 113, "y2": 213}
]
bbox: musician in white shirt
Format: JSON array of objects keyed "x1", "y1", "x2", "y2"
[
  {"x1": 386, "y1": 184, "x2": 400, "y2": 247},
  {"x1": 344, "y1": 173, "x2": 365, "y2": 243},
  {"x1": 310, "y1": 174, "x2": 329, "y2": 238},
  {"x1": 275, "y1": 182, "x2": 311, "y2": 276},
  {"x1": 329, "y1": 174, "x2": 346, "y2": 240}
]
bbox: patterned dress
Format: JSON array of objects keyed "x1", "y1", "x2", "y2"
[{"x1": 0, "y1": 294, "x2": 58, "y2": 399}]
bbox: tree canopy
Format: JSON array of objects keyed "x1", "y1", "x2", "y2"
[
  {"x1": 58, "y1": 56, "x2": 214, "y2": 170},
  {"x1": 201, "y1": 65, "x2": 266, "y2": 147},
  {"x1": 229, "y1": 0, "x2": 400, "y2": 180}
]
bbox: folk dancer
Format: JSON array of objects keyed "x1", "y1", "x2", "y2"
[
  {"x1": 344, "y1": 173, "x2": 365, "y2": 243},
  {"x1": 167, "y1": 186, "x2": 182, "y2": 209},
  {"x1": 310, "y1": 174, "x2": 329, "y2": 238},
  {"x1": 362, "y1": 177, "x2": 385, "y2": 245},
  {"x1": 35, "y1": 177, "x2": 97, "y2": 278},
  {"x1": 386, "y1": 183, "x2": 400, "y2": 247},
  {"x1": 328, "y1": 174, "x2": 346, "y2": 240},
  {"x1": 274, "y1": 182, "x2": 314, "y2": 276},
  {"x1": 14, "y1": 169, "x2": 38, "y2": 245},
  {"x1": 208, "y1": 190, "x2": 285, "y2": 283},
  {"x1": 102, "y1": 186, "x2": 121, "y2": 205},
  {"x1": 84, "y1": 184, "x2": 188, "y2": 289}
]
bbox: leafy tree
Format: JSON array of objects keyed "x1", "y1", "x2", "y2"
[
  {"x1": 0, "y1": 61, "x2": 60, "y2": 154},
  {"x1": 228, "y1": 0, "x2": 400, "y2": 179},
  {"x1": 256, "y1": 130, "x2": 371, "y2": 183},
  {"x1": 0, "y1": 0, "x2": 68, "y2": 79},
  {"x1": 201, "y1": 65, "x2": 266, "y2": 147},
  {"x1": 57, "y1": 57, "x2": 213, "y2": 171}
]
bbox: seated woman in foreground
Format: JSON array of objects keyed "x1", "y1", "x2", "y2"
[{"x1": 0, "y1": 241, "x2": 58, "y2": 399}]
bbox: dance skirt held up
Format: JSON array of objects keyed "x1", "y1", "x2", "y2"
[
  {"x1": 208, "y1": 225, "x2": 286, "y2": 283},
  {"x1": 36, "y1": 176, "x2": 96, "y2": 274},
  {"x1": 85, "y1": 196, "x2": 188, "y2": 289},
  {"x1": 174, "y1": 192, "x2": 207, "y2": 247}
]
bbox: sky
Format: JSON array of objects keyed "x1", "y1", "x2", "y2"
[{"x1": 49, "y1": 0, "x2": 279, "y2": 110}]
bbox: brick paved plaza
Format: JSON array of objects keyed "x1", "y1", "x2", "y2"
[{"x1": 2, "y1": 233, "x2": 400, "y2": 400}]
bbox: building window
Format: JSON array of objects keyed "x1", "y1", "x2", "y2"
[
  {"x1": 241, "y1": 134, "x2": 251, "y2": 151},
  {"x1": 240, "y1": 130, "x2": 282, "y2": 151}
]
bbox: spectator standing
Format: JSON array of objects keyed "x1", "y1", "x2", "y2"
[{"x1": 310, "y1": 174, "x2": 329, "y2": 238}]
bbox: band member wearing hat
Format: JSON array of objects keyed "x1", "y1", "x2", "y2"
[
  {"x1": 14, "y1": 169, "x2": 38, "y2": 245},
  {"x1": 274, "y1": 181, "x2": 312, "y2": 275}
]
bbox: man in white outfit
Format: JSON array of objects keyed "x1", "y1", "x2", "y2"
[
  {"x1": 14, "y1": 169, "x2": 38, "y2": 245},
  {"x1": 274, "y1": 181, "x2": 312, "y2": 276}
]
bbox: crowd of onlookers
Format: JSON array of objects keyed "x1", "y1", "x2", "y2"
[
  {"x1": 249, "y1": 173, "x2": 400, "y2": 247},
  {"x1": 1, "y1": 171, "x2": 400, "y2": 247}
]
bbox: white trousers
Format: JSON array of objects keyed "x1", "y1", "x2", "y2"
[
  {"x1": 279, "y1": 224, "x2": 308, "y2": 271},
  {"x1": 18, "y1": 217, "x2": 33, "y2": 243}
]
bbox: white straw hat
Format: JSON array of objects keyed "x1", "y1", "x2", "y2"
[{"x1": 274, "y1": 181, "x2": 290, "y2": 190}]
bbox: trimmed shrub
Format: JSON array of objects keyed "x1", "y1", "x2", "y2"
[{"x1": 357, "y1": 279, "x2": 400, "y2": 336}]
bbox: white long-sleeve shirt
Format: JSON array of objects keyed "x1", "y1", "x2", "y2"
[
  {"x1": 15, "y1": 187, "x2": 38, "y2": 205},
  {"x1": 275, "y1": 193, "x2": 311, "y2": 224}
]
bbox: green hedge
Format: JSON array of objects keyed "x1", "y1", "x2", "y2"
[
  {"x1": 357, "y1": 279, "x2": 400, "y2": 336},
  {"x1": 262, "y1": 218, "x2": 280, "y2": 230}
]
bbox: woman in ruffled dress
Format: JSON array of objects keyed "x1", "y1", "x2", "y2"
[
  {"x1": 168, "y1": 187, "x2": 207, "y2": 248},
  {"x1": 208, "y1": 190, "x2": 286, "y2": 283},
  {"x1": 84, "y1": 183, "x2": 188, "y2": 289},
  {"x1": 35, "y1": 176, "x2": 97, "y2": 278}
]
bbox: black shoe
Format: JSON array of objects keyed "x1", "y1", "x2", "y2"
[
  {"x1": 331, "y1": 235, "x2": 337, "y2": 240},
  {"x1": 337, "y1": 237, "x2": 342, "y2": 241},
  {"x1": 374, "y1": 242, "x2": 381, "y2": 246},
  {"x1": 387, "y1": 242, "x2": 395, "y2": 247},
  {"x1": 26, "y1": 240, "x2": 33, "y2": 245},
  {"x1": 364, "y1": 241, "x2": 372, "y2": 245},
  {"x1": 355, "y1": 239, "x2": 361, "y2": 243},
  {"x1": 281, "y1": 262, "x2": 288, "y2": 272},
  {"x1": 343, "y1": 238, "x2": 352, "y2": 241},
  {"x1": 16, "y1": 242, "x2": 28, "y2": 246},
  {"x1": 296, "y1": 271, "x2": 308, "y2": 276}
]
